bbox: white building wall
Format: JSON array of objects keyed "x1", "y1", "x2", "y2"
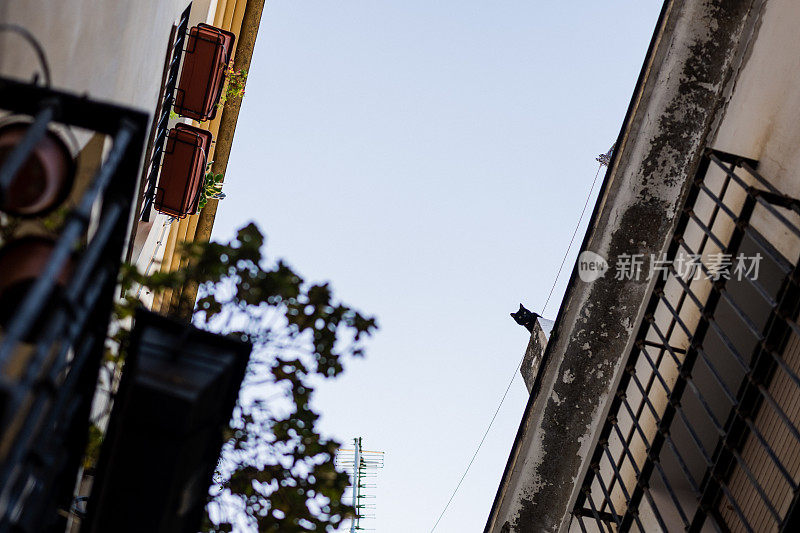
[
  {"x1": 570, "y1": 1, "x2": 800, "y2": 529},
  {"x1": 0, "y1": 0, "x2": 190, "y2": 113},
  {"x1": 0, "y1": 0, "x2": 223, "y2": 298},
  {"x1": 712, "y1": 0, "x2": 800, "y2": 195}
]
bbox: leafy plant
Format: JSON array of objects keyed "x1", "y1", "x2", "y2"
[
  {"x1": 199, "y1": 171, "x2": 225, "y2": 210},
  {"x1": 82, "y1": 423, "x2": 104, "y2": 470},
  {"x1": 0, "y1": 206, "x2": 73, "y2": 247},
  {"x1": 116, "y1": 222, "x2": 378, "y2": 532},
  {"x1": 218, "y1": 62, "x2": 247, "y2": 109}
]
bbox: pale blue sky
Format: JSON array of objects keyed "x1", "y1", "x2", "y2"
[{"x1": 213, "y1": 2, "x2": 662, "y2": 531}]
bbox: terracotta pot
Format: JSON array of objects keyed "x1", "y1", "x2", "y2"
[
  {"x1": 0, "y1": 236, "x2": 74, "y2": 332},
  {"x1": 174, "y1": 23, "x2": 236, "y2": 122},
  {"x1": 154, "y1": 123, "x2": 212, "y2": 218},
  {"x1": 0, "y1": 122, "x2": 75, "y2": 217}
]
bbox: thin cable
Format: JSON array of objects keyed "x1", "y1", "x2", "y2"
[
  {"x1": 430, "y1": 352, "x2": 525, "y2": 532},
  {"x1": 0, "y1": 24, "x2": 51, "y2": 87},
  {"x1": 430, "y1": 160, "x2": 605, "y2": 532},
  {"x1": 540, "y1": 162, "x2": 603, "y2": 315},
  {"x1": 136, "y1": 219, "x2": 170, "y2": 298}
]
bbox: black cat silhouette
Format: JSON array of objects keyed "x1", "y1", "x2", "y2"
[{"x1": 510, "y1": 303, "x2": 540, "y2": 333}]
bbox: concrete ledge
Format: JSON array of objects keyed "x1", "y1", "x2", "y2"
[
  {"x1": 521, "y1": 319, "x2": 550, "y2": 394},
  {"x1": 485, "y1": 1, "x2": 766, "y2": 531}
]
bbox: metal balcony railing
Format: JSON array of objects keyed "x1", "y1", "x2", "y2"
[
  {"x1": 139, "y1": 4, "x2": 191, "y2": 222},
  {"x1": 571, "y1": 150, "x2": 800, "y2": 532},
  {"x1": 0, "y1": 76, "x2": 147, "y2": 532}
]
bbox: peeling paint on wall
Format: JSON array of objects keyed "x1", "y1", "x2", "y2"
[{"x1": 485, "y1": 1, "x2": 765, "y2": 532}]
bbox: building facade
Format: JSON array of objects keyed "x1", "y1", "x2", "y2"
[
  {"x1": 487, "y1": 0, "x2": 800, "y2": 531},
  {"x1": 0, "y1": 1, "x2": 264, "y2": 530}
]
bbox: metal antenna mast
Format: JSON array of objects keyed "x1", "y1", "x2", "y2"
[
  {"x1": 351, "y1": 438, "x2": 361, "y2": 533},
  {"x1": 336, "y1": 438, "x2": 384, "y2": 531}
]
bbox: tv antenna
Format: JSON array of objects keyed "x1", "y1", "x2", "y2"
[{"x1": 336, "y1": 438, "x2": 384, "y2": 532}]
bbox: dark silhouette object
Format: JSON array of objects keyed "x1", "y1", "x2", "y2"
[
  {"x1": 84, "y1": 309, "x2": 251, "y2": 533},
  {"x1": 0, "y1": 237, "x2": 74, "y2": 337},
  {"x1": 510, "y1": 303, "x2": 540, "y2": 333}
]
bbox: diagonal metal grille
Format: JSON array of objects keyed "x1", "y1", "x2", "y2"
[
  {"x1": 139, "y1": 4, "x2": 191, "y2": 222},
  {"x1": 0, "y1": 76, "x2": 147, "y2": 532},
  {"x1": 572, "y1": 149, "x2": 800, "y2": 532}
]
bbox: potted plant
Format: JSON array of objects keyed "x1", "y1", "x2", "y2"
[
  {"x1": 198, "y1": 169, "x2": 225, "y2": 211},
  {"x1": 216, "y1": 63, "x2": 247, "y2": 110}
]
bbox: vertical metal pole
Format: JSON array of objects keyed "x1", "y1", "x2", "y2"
[{"x1": 351, "y1": 437, "x2": 361, "y2": 533}]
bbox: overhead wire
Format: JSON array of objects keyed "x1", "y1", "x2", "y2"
[
  {"x1": 430, "y1": 156, "x2": 606, "y2": 532},
  {"x1": 539, "y1": 162, "x2": 603, "y2": 316}
]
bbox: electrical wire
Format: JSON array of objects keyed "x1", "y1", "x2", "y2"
[
  {"x1": 429, "y1": 349, "x2": 526, "y2": 533},
  {"x1": 429, "y1": 160, "x2": 605, "y2": 532},
  {"x1": 539, "y1": 162, "x2": 603, "y2": 315},
  {"x1": 135, "y1": 219, "x2": 170, "y2": 298}
]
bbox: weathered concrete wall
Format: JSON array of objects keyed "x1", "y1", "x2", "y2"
[
  {"x1": 521, "y1": 319, "x2": 550, "y2": 394},
  {"x1": 486, "y1": 1, "x2": 766, "y2": 531}
]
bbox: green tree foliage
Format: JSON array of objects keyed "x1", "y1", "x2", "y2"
[{"x1": 118, "y1": 222, "x2": 377, "y2": 532}]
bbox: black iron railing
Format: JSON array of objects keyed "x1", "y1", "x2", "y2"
[
  {"x1": 0, "y1": 76, "x2": 147, "y2": 532},
  {"x1": 572, "y1": 150, "x2": 800, "y2": 532},
  {"x1": 139, "y1": 4, "x2": 191, "y2": 222}
]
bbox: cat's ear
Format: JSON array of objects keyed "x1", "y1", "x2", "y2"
[{"x1": 518, "y1": 303, "x2": 525, "y2": 312}]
